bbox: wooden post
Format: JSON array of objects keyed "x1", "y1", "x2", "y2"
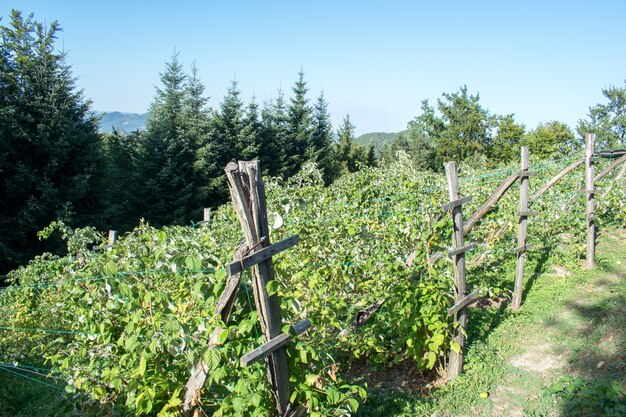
[
  {"x1": 225, "y1": 161, "x2": 291, "y2": 416},
  {"x1": 444, "y1": 161, "x2": 469, "y2": 380},
  {"x1": 585, "y1": 134, "x2": 596, "y2": 269},
  {"x1": 512, "y1": 147, "x2": 529, "y2": 310},
  {"x1": 107, "y1": 230, "x2": 117, "y2": 251},
  {"x1": 203, "y1": 208, "x2": 211, "y2": 223}
]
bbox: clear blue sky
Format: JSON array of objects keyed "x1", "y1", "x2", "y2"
[{"x1": 4, "y1": 1, "x2": 625, "y2": 135}]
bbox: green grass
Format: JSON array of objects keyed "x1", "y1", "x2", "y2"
[{"x1": 356, "y1": 229, "x2": 626, "y2": 417}]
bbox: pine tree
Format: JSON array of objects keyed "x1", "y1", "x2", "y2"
[
  {"x1": 182, "y1": 63, "x2": 212, "y2": 210},
  {"x1": 0, "y1": 11, "x2": 102, "y2": 271},
  {"x1": 309, "y1": 91, "x2": 338, "y2": 183},
  {"x1": 284, "y1": 70, "x2": 312, "y2": 177},
  {"x1": 137, "y1": 53, "x2": 199, "y2": 226},
  {"x1": 100, "y1": 129, "x2": 142, "y2": 230},
  {"x1": 239, "y1": 98, "x2": 262, "y2": 160},
  {"x1": 259, "y1": 91, "x2": 288, "y2": 177},
  {"x1": 336, "y1": 114, "x2": 368, "y2": 173}
]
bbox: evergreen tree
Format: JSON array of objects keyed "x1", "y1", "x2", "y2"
[
  {"x1": 309, "y1": 91, "x2": 338, "y2": 183},
  {"x1": 182, "y1": 63, "x2": 212, "y2": 207},
  {"x1": 259, "y1": 91, "x2": 288, "y2": 177},
  {"x1": 0, "y1": 11, "x2": 102, "y2": 272},
  {"x1": 137, "y1": 53, "x2": 199, "y2": 226},
  {"x1": 336, "y1": 114, "x2": 368, "y2": 173},
  {"x1": 239, "y1": 98, "x2": 262, "y2": 158},
  {"x1": 284, "y1": 70, "x2": 312, "y2": 177},
  {"x1": 100, "y1": 129, "x2": 142, "y2": 231}
]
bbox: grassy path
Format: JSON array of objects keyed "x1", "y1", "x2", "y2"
[{"x1": 358, "y1": 229, "x2": 626, "y2": 417}]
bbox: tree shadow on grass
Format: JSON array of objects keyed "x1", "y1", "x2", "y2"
[{"x1": 541, "y1": 261, "x2": 626, "y2": 417}]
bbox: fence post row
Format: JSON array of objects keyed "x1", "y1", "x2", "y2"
[
  {"x1": 443, "y1": 161, "x2": 476, "y2": 380},
  {"x1": 512, "y1": 147, "x2": 531, "y2": 310},
  {"x1": 585, "y1": 134, "x2": 596, "y2": 269}
]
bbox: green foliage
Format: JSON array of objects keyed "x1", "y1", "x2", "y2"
[
  {"x1": 490, "y1": 115, "x2": 526, "y2": 163},
  {"x1": 523, "y1": 120, "x2": 577, "y2": 159},
  {"x1": 137, "y1": 53, "x2": 203, "y2": 227},
  {"x1": 0, "y1": 10, "x2": 103, "y2": 273},
  {"x1": 335, "y1": 115, "x2": 373, "y2": 174},
  {"x1": 412, "y1": 86, "x2": 491, "y2": 169},
  {"x1": 577, "y1": 80, "x2": 626, "y2": 150},
  {"x1": 547, "y1": 375, "x2": 626, "y2": 416},
  {"x1": 310, "y1": 91, "x2": 339, "y2": 184},
  {"x1": 1, "y1": 151, "x2": 625, "y2": 415},
  {"x1": 284, "y1": 70, "x2": 313, "y2": 178}
]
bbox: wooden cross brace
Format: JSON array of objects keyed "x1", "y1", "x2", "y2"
[
  {"x1": 227, "y1": 235, "x2": 299, "y2": 277},
  {"x1": 447, "y1": 289, "x2": 479, "y2": 317},
  {"x1": 241, "y1": 319, "x2": 312, "y2": 367},
  {"x1": 442, "y1": 195, "x2": 473, "y2": 211},
  {"x1": 447, "y1": 242, "x2": 477, "y2": 258}
]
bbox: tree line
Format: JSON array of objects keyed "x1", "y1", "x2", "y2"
[
  {"x1": 379, "y1": 85, "x2": 626, "y2": 170},
  {"x1": 0, "y1": 11, "x2": 374, "y2": 273},
  {"x1": 1, "y1": 10, "x2": 624, "y2": 273}
]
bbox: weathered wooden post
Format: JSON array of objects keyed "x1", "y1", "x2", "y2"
[
  {"x1": 585, "y1": 134, "x2": 596, "y2": 269},
  {"x1": 443, "y1": 161, "x2": 475, "y2": 380},
  {"x1": 107, "y1": 230, "x2": 117, "y2": 250},
  {"x1": 203, "y1": 208, "x2": 211, "y2": 223},
  {"x1": 512, "y1": 147, "x2": 531, "y2": 310},
  {"x1": 224, "y1": 161, "x2": 296, "y2": 416},
  {"x1": 183, "y1": 162, "x2": 308, "y2": 417},
  {"x1": 93, "y1": 230, "x2": 117, "y2": 251}
]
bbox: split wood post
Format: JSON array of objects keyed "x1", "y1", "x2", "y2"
[
  {"x1": 225, "y1": 160, "x2": 291, "y2": 416},
  {"x1": 512, "y1": 147, "x2": 530, "y2": 310},
  {"x1": 585, "y1": 134, "x2": 596, "y2": 269},
  {"x1": 107, "y1": 230, "x2": 117, "y2": 250},
  {"x1": 443, "y1": 161, "x2": 471, "y2": 380},
  {"x1": 203, "y1": 208, "x2": 211, "y2": 223}
]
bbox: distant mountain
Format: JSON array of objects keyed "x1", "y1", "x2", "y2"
[
  {"x1": 97, "y1": 111, "x2": 149, "y2": 133},
  {"x1": 354, "y1": 131, "x2": 406, "y2": 155}
]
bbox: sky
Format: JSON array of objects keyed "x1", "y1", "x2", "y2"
[{"x1": 3, "y1": 1, "x2": 626, "y2": 136}]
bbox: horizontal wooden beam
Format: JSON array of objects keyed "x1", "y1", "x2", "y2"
[
  {"x1": 240, "y1": 319, "x2": 311, "y2": 367},
  {"x1": 519, "y1": 171, "x2": 536, "y2": 177},
  {"x1": 227, "y1": 235, "x2": 299, "y2": 277},
  {"x1": 442, "y1": 195, "x2": 473, "y2": 211},
  {"x1": 448, "y1": 289, "x2": 479, "y2": 316},
  {"x1": 447, "y1": 242, "x2": 477, "y2": 258}
]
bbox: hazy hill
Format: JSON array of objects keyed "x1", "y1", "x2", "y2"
[
  {"x1": 97, "y1": 111, "x2": 148, "y2": 133},
  {"x1": 354, "y1": 131, "x2": 405, "y2": 155}
]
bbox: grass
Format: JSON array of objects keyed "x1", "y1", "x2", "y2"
[{"x1": 356, "y1": 228, "x2": 626, "y2": 417}]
